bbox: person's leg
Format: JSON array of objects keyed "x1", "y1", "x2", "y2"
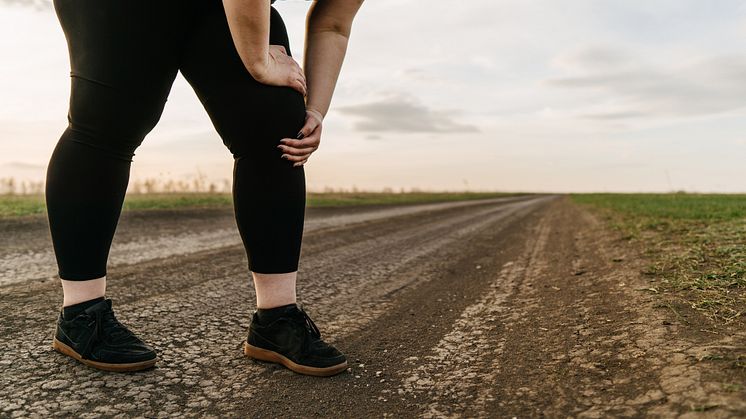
[
  {"x1": 179, "y1": 4, "x2": 347, "y2": 376},
  {"x1": 47, "y1": 0, "x2": 186, "y2": 304},
  {"x1": 180, "y1": 4, "x2": 306, "y2": 310},
  {"x1": 46, "y1": 0, "x2": 191, "y2": 371}
]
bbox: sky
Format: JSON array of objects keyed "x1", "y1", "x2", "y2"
[{"x1": 0, "y1": 0, "x2": 745, "y2": 193}]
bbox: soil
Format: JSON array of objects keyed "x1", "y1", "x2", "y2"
[{"x1": 0, "y1": 196, "x2": 743, "y2": 418}]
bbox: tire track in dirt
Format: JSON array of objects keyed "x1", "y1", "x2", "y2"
[
  {"x1": 393, "y1": 207, "x2": 553, "y2": 418},
  {"x1": 481, "y1": 198, "x2": 746, "y2": 418}
]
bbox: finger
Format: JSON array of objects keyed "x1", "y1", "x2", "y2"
[
  {"x1": 278, "y1": 143, "x2": 316, "y2": 156},
  {"x1": 294, "y1": 68, "x2": 306, "y2": 91},
  {"x1": 278, "y1": 138, "x2": 318, "y2": 156},
  {"x1": 283, "y1": 118, "x2": 321, "y2": 142},
  {"x1": 272, "y1": 45, "x2": 288, "y2": 55},
  {"x1": 297, "y1": 115, "x2": 319, "y2": 139},
  {"x1": 288, "y1": 73, "x2": 306, "y2": 95},
  {"x1": 280, "y1": 132, "x2": 321, "y2": 149},
  {"x1": 294, "y1": 72, "x2": 306, "y2": 92},
  {"x1": 290, "y1": 79, "x2": 306, "y2": 96},
  {"x1": 279, "y1": 131, "x2": 319, "y2": 152},
  {"x1": 279, "y1": 54, "x2": 299, "y2": 68},
  {"x1": 293, "y1": 157, "x2": 309, "y2": 167},
  {"x1": 281, "y1": 151, "x2": 314, "y2": 162},
  {"x1": 282, "y1": 132, "x2": 320, "y2": 149},
  {"x1": 279, "y1": 123, "x2": 319, "y2": 147}
]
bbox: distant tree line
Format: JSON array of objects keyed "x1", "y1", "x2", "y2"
[
  {"x1": 0, "y1": 176, "x2": 427, "y2": 195},
  {"x1": 0, "y1": 178, "x2": 45, "y2": 195}
]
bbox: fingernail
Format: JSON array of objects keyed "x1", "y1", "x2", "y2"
[
  {"x1": 281, "y1": 154, "x2": 288, "y2": 159},
  {"x1": 296, "y1": 131, "x2": 305, "y2": 139},
  {"x1": 277, "y1": 144, "x2": 284, "y2": 149}
]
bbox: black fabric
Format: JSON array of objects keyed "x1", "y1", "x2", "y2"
[
  {"x1": 46, "y1": 0, "x2": 307, "y2": 280},
  {"x1": 62, "y1": 296, "x2": 106, "y2": 321},
  {"x1": 55, "y1": 298, "x2": 157, "y2": 364}
]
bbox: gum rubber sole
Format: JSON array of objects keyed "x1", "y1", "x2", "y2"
[
  {"x1": 52, "y1": 337, "x2": 157, "y2": 372},
  {"x1": 243, "y1": 341, "x2": 348, "y2": 377}
]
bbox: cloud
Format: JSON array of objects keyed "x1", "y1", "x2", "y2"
[
  {"x1": 581, "y1": 111, "x2": 648, "y2": 121},
  {"x1": 336, "y1": 96, "x2": 480, "y2": 134},
  {"x1": 552, "y1": 46, "x2": 637, "y2": 72},
  {"x1": 0, "y1": 0, "x2": 50, "y2": 10},
  {"x1": 545, "y1": 46, "x2": 746, "y2": 120}
]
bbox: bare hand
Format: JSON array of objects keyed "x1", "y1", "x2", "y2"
[
  {"x1": 251, "y1": 45, "x2": 307, "y2": 96},
  {"x1": 278, "y1": 109, "x2": 323, "y2": 167}
]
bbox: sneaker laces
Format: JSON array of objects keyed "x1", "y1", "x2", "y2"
[
  {"x1": 290, "y1": 306, "x2": 322, "y2": 353},
  {"x1": 79, "y1": 307, "x2": 135, "y2": 359}
]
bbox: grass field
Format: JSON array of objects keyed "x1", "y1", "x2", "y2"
[
  {"x1": 572, "y1": 193, "x2": 746, "y2": 324},
  {"x1": 0, "y1": 191, "x2": 520, "y2": 218}
]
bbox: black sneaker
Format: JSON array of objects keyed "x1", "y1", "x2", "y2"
[
  {"x1": 243, "y1": 304, "x2": 348, "y2": 377},
  {"x1": 52, "y1": 298, "x2": 157, "y2": 372}
]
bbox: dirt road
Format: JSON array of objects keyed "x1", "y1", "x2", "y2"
[{"x1": 1, "y1": 196, "x2": 744, "y2": 417}]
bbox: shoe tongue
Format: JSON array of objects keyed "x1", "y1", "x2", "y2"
[{"x1": 83, "y1": 298, "x2": 112, "y2": 315}]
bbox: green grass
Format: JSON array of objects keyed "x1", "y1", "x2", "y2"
[
  {"x1": 0, "y1": 191, "x2": 519, "y2": 218},
  {"x1": 0, "y1": 195, "x2": 48, "y2": 218},
  {"x1": 572, "y1": 193, "x2": 746, "y2": 323}
]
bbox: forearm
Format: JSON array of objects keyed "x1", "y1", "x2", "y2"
[
  {"x1": 303, "y1": 31, "x2": 349, "y2": 117},
  {"x1": 303, "y1": 0, "x2": 363, "y2": 117},
  {"x1": 222, "y1": 0, "x2": 270, "y2": 76}
]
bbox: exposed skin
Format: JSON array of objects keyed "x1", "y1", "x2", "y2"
[
  {"x1": 223, "y1": 0, "x2": 308, "y2": 95},
  {"x1": 61, "y1": 276, "x2": 106, "y2": 307},
  {"x1": 280, "y1": 0, "x2": 365, "y2": 167}
]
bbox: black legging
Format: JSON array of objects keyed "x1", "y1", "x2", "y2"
[{"x1": 46, "y1": 0, "x2": 306, "y2": 280}]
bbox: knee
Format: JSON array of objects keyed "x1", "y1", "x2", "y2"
[
  {"x1": 262, "y1": 87, "x2": 307, "y2": 139},
  {"x1": 224, "y1": 87, "x2": 306, "y2": 159},
  {"x1": 66, "y1": 77, "x2": 166, "y2": 160}
]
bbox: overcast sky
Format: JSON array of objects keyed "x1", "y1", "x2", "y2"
[{"x1": 1, "y1": 0, "x2": 745, "y2": 192}]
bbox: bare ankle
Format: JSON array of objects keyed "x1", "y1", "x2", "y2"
[
  {"x1": 61, "y1": 276, "x2": 107, "y2": 307},
  {"x1": 252, "y1": 271, "x2": 297, "y2": 309}
]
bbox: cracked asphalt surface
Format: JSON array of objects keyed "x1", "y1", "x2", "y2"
[{"x1": 1, "y1": 196, "x2": 744, "y2": 417}]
